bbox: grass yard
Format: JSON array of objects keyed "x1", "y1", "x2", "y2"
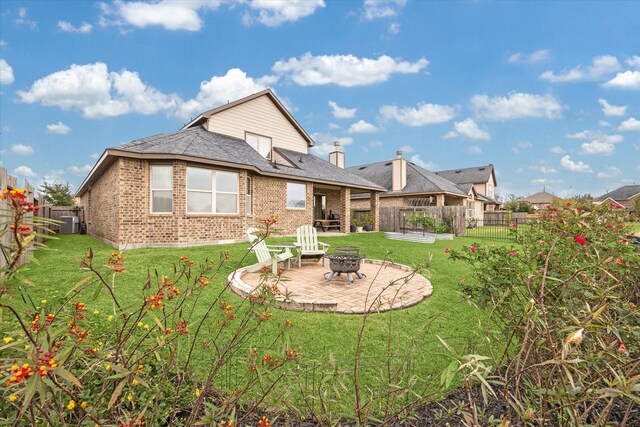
[{"x1": 6, "y1": 232, "x2": 510, "y2": 418}]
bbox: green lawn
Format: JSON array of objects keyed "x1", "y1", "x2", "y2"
[{"x1": 6, "y1": 232, "x2": 508, "y2": 417}]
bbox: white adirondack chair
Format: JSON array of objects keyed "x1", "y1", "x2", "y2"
[
  {"x1": 246, "y1": 227, "x2": 294, "y2": 274},
  {"x1": 294, "y1": 224, "x2": 330, "y2": 268}
]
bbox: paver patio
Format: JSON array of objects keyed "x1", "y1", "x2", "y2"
[{"x1": 229, "y1": 259, "x2": 433, "y2": 314}]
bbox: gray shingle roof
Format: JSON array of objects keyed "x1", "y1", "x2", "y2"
[
  {"x1": 346, "y1": 161, "x2": 467, "y2": 197},
  {"x1": 111, "y1": 127, "x2": 384, "y2": 191},
  {"x1": 595, "y1": 185, "x2": 640, "y2": 201},
  {"x1": 435, "y1": 164, "x2": 495, "y2": 185},
  {"x1": 523, "y1": 191, "x2": 557, "y2": 204}
]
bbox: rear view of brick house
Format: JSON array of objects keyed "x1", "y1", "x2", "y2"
[{"x1": 76, "y1": 89, "x2": 383, "y2": 249}]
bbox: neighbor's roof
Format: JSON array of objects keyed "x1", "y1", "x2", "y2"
[
  {"x1": 523, "y1": 191, "x2": 557, "y2": 204},
  {"x1": 594, "y1": 185, "x2": 640, "y2": 202},
  {"x1": 76, "y1": 126, "x2": 383, "y2": 196},
  {"x1": 435, "y1": 164, "x2": 496, "y2": 186},
  {"x1": 346, "y1": 160, "x2": 467, "y2": 197},
  {"x1": 181, "y1": 89, "x2": 314, "y2": 147}
]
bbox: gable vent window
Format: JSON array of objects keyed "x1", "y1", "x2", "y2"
[
  {"x1": 246, "y1": 132, "x2": 272, "y2": 159},
  {"x1": 150, "y1": 165, "x2": 173, "y2": 213},
  {"x1": 187, "y1": 167, "x2": 239, "y2": 214}
]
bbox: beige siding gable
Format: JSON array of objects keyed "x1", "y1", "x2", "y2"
[{"x1": 207, "y1": 95, "x2": 309, "y2": 154}]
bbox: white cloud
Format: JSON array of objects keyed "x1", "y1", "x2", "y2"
[
  {"x1": 597, "y1": 166, "x2": 622, "y2": 178},
  {"x1": 512, "y1": 141, "x2": 533, "y2": 153},
  {"x1": 0, "y1": 59, "x2": 15, "y2": 85},
  {"x1": 272, "y1": 53, "x2": 428, "y2": 87},
  {"x1": 46, "y1": 121, "x2": 72, "y2": 134},
  {"x1": 472, "y1": 92, "x2": 563, "y2": 121},
  {"x1": 409, "y1": 154, "x2": 437, "y2": 170},
  {"x1": 540, "y1": 55, "x2": 620, "y2": 82},
  {"x1": 398, "y1": 144, "x2": 414, "y2": 153},
  {"x1": 244, "y1": 0, "x2": 325, "y2": 27},
  {"x1": 14, "y1": 165, "x2": 36, "y2": 177},
  {"x1": 10, "y1": 144, "x2": 34, "y2": 155},
  {"x1": 467, "y1": 145, "x2": 482, "y2": 154},
  {"x1": 89, "y1": 153, "x2": 99, "y2": 160},
  {"x1": 598, "y1": 98, "x2": 626, "y2": 117},
  {"x1": 0, "y1": 40, "x2": 6, "y2": 47},
  {"x1": 346, "y1": 119, "x2": 378, "y2": 134},
  {"x1": 68, "y1": 165, "x2": 93, "y2": 175},
  {"x1": 388, "y1": 22, "x2": 400, "y2": 35},
  {"x1": 380, "y1": 102, "x2": 457, "y2": 126},
  {"x1": 309, "y1": 132, "x2": 353, "y2": 156},
  {"x1": 549, "y1": 146, "x2": 565, "y2": 154},
  {"x1": 17, "y1": 62, "x2": 181, "y2": 119},
  {"x1": 444, "y1": 118, "x2": 490, "y2": 140},
  {"x1": 531, "y1": 178, "x2": 564, "y2": 187},
  {"x1": 328, "y1": 122, "x2": 340, "y2": 129},
  {"x1": 618, "y1": 117, "x2": 640, "y2": 132},
  {"x1": 627, "y1": 56, "x2": 640, "y2": 69},
  {"x1": 15, "y1": 7, "x2": 37, "y2": 29},
  {"x1": 599, "y1": 120, "x2": 611, "y2": 127},
  {"x1": 58, "y1": 20, "x2": 93, "y2": 33},
  {"x1": 328, "y1": 100, "x2": 357, "y2": 119},
  {"x1": 604, "y1": 70, "x2": 640, "y2": 90},
  {"x1": 529, "y1": 161, "x2": 556, "y2": 174},
  {"x1": 508, "y1": 49, "x2": 551, "y2": 64},
  {"x1": 106, "y1": 0, "x2": 222, "y2": 32},
  {"x1": 363, "y1": 140, "x2": 383, "y2": 152},
  {"x1": 567, "y1": 130, "x2": 623, "y2": 156},
  {"x1": 363, "y1": 0, "x2": 407, "y2": 20},
  {"x1": 176, "y1": 68, "x2": 267, "y2": 120},
  {"x1": 561, "y1": 155, "x2": 592, "y2": 173}
]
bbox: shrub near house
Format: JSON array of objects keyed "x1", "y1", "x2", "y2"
[{"x1": 448, "y1": 202, "x2": 639, "y2": 425}]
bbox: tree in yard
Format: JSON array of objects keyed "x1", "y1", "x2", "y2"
[{"x1": 39, "y1": 181, "x2": 75, "y2": 206}]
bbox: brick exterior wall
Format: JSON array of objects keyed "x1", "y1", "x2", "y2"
[
  {"x1": 81, "y1": 159, "x2": 120, "y2": 246},
  {"x1": 81, "y1": 158, "x2": 317, "y2": 248}
]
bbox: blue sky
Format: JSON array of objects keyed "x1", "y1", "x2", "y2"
[{"x1": 1, "y1": 0, "x2": 638, "y2": 198}]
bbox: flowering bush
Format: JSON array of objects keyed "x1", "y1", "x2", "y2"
[
  {"x1": 1, "y1": 191, "x2": 297, "y2": 426},
  {"x1": 448, "y1": 202, "x2": 639, "y2": 424}
]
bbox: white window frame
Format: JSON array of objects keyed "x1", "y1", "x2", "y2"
[
  {"x1": 150, "y1": 165, "x2": 173, "y2": 214},
  {"x1": 286, "y1": 182, "x2": 307, "y2": 209},
  {"x1": 186, "y1": 167, "x2": 239, "y2": 215},
  {"x1": 246, "y1": 176, "x2": 253, "y2": 216},
  {"x1": 246, "y1": 132, "x2": 272, "y2": 160}
]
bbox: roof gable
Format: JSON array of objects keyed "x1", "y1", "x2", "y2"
[
  {"x1": 435, "y1": 164, "x2": 496, "y2": 186},
  {"x1": 182, "y1": 89, "x2": 314, "y2": 147},
  {"x1": 595, "y1": 185, "x2": 640, "y2": 201}
]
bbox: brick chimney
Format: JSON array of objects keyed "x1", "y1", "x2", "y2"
[
  {"x1": 392, "y1": 150, "x2": 406, "y2": 191},
  {"x1": 328, "y1": 141, "x2": 345, "y2": 168}
]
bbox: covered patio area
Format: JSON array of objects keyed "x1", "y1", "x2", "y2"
[{"x1": 228, "y1": 259, "x2": 432, "y2": 314}]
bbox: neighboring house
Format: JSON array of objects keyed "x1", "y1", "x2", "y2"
[
  {"x1": 346, "y1": 150, "x2": 471, "y2": 212},
  {"x1": 434, "y1": 164, "x2": 500, "y2": 217},
  {"x1": 522, "y1": 191, "x2": 557, "y2": 211},
  {"x1": 76, "y1": 89, "x2": 384, "y2": 249},
  {"x1": 594, "y1": 185, "x2": 640, "y2": 210}
]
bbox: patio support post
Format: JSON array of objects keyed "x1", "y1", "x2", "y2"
[
  {"x1": 371, "y1": 191, "x2": 380, "y2": 231},
  {"x1": 340, "y1": 187, "x2": 350, "y2": 233},
  {"x1": 436, "y1": 194, "x2": 445, "y2": 207}
]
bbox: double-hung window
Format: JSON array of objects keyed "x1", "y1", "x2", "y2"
[
  {"x1": 246, "y1": 176, "x2": 253, "y2": 216},
  {"x1": 150, "y1": 165, "x2": 173, "y2": 213},
  {"x1": 187, "y1": 167, "x2": 239, "y2": 214},
  {"x1": 246, "y1": 133, "x2": 272, "y2": 159},
  {"x1": 286, "y1": 182, "x2": 306, "y2": 209}
]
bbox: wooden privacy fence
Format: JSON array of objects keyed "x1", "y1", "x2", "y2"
[
  {"x1": 39, "y1": 205, "x2": 84, "y2": 233},
  {"x1": 483, "y1": 211, "x2": 528, "y2": 224},
  {"x1": 0, "y1": 166, "x2": 35, "y2": 270}
]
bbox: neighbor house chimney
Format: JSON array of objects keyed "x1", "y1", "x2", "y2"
[
  {"x1": 392, "y1": 150, "x2": 406, "y2": 191},
  {"x1": 328, "y1": 141, "x2": 345, "y2": 168}
]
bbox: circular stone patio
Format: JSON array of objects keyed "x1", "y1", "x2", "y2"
[{"x1": 228, "y1": 259, "x2": 433, "y2": 314}]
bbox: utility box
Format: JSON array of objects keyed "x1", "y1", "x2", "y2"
[{"x1": 59, "y1": 216, "x2": 80, "y2": 234}]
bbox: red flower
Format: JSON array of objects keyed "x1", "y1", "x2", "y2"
[
  {"x1": 616, "y1": 339, "x2": 627, "y2": 354},
  {"x1": 574, "y1": 235, "x2": 587, "y2": 245},
  {"x1": 616, "y1": 204, "x2": 623, "y2": 209},
  {"x1": 444, "y1": 247, "x2": 451, "y2": 253},
  {"x1": 616, "y1": 257, "x2": 624, "y2": 266},
  {"x1": 509, "y1": 249, "x2": 516, "y2": 255}
]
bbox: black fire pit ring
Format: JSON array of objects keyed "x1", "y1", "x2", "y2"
[{"x1": 324, "y1": 253, "x2": 365, "y2": 285}]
